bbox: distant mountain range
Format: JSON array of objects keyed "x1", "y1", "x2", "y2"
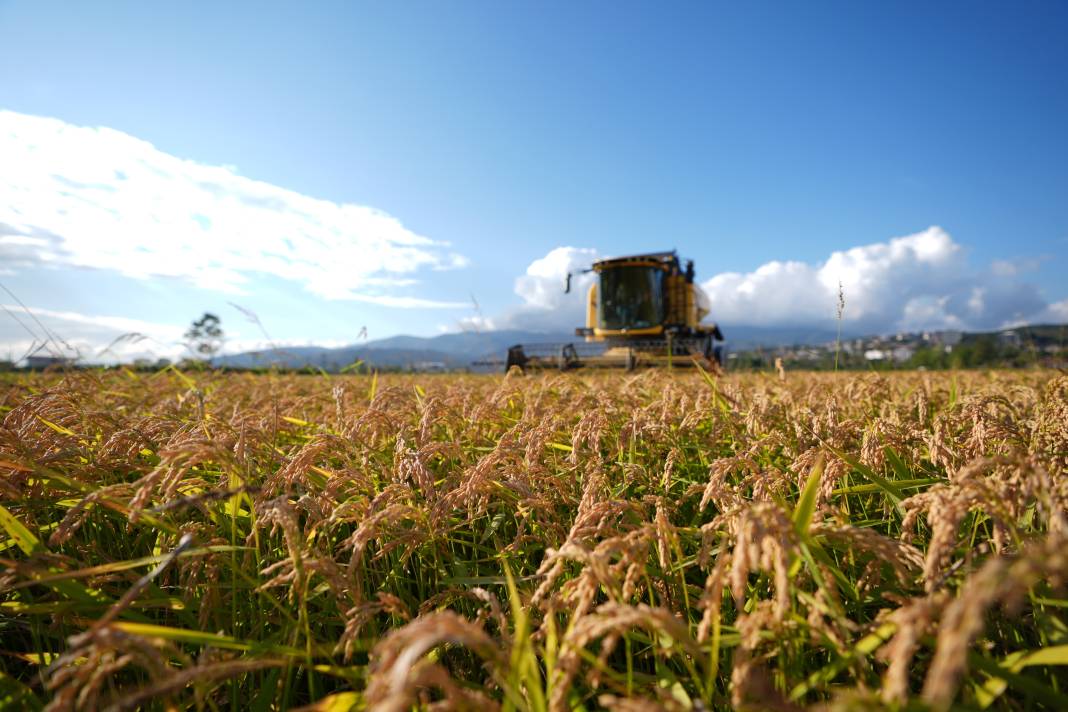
[{"x1": 213, "y1": 325, "x2": 854, "y2": 371}]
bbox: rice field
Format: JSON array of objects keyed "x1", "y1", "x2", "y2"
[{"x1": 1, "y1": 367, "x2": 1066, "y2": 711}]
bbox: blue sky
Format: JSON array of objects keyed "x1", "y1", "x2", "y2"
[{"x1": 1, "y1": 1, "x2": 1066, "y2": 361}]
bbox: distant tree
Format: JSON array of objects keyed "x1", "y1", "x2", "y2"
[
  {"x1": 184, "y1": 313, "x2": 224, "y2": 361},
  {"x1": 909, "y1": 346, "x2": 950, "y2": 370},
  {"x1": 951, "y1": 336, "x2": 999, "y2": 368}
]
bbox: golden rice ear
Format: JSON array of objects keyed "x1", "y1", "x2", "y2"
[
  {"x1": 363, "y1": 611, "x2": 504, "y2": 712},
  {"x1": 2, "y1": 367, "x2": 1065, "y2": 710},
  {"x1": 921, "y1": 529, "x2": 1068, "y2": 711}
]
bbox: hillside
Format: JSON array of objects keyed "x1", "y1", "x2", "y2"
[
  {"x1": 214, "y1": 325, "x2": 853, "y2": 371},
  {"x1": 213, "y1": 323, "x2": 1066, "y2": 372}
]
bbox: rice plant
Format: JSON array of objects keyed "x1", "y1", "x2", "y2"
[{"x1": 0, "y1": 367, "x2": 1066, "y2": 710}]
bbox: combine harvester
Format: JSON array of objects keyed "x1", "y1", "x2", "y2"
[{"x1": 503, "y1": 250, "x2": 725, "y2": 372}]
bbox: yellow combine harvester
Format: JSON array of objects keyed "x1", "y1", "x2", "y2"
[{"x1": 505, "y1": 250, "x2": 725, "y2": 371}]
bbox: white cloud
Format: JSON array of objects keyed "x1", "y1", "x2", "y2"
[
  {"x1": 2, "y1": 305, "x2": 179, "y2": 337},
  {"x1": 480, "y1": 229, "x2": 1059, "y2": 336},
  {"x1": 990, "y1": 256, "x2": 1045, "y2": 277},
  {"x1": 1035, "y1": 298, "x2": 1068, "y2": 324},
  {"x1": 0, "y1": 303, "x2": 185, "y2": 363},
  {"x1": 0, "y1": 303, "x2": 361, "y2": 364},
  {"x1": 452, "y1": 314, "x2": 497, "y2": 332},
  {"x1": 468, "y1": 246, "x2": 601, "y2": 332},
  {"x1": 0, "y1": 111, "x2": 467, "y2": 305},
  {"x1": 514, "y1": 247, "x2": 601, "y2": 310},
  {"x1": 700, "y1": 227, "x2": 1047, "y2": 332},
  {"x1": 991, "y1": 260, "x2": 1018, "y2": 277},
  {"x1": 349, "y1": 294, "x2": 467, "y2": 309},
  {"x1": 703, "y1": 227, "x2": 959, "y2": 328}
]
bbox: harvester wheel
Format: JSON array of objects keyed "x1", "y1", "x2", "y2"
[
  {"x1": 558, "y1": 344, "x2": 580, "y2": 371},
  {"x1": 699, "y1": 337, "x2": 719, "y2": 365},
  {"x1": 625, "y1": 349, "x2": 636, "y2": 372},
  {"x1": 506, "y1": 345, "x2": 528, "y2": 372}
]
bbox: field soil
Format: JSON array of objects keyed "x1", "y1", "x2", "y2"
[{"x1": 1, "y1": 369, "x2": 1066, "y2": 710}]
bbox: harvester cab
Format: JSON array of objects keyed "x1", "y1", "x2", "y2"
[{"x1": 505, "y1": 250, "x2": 725, "y2": 371}]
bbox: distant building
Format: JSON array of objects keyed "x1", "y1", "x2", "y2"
[
  {"x1": 891, "y1": 345, "x2": 915, "y2": 363},
  {"x1": 998, "y1": 330, "x2": 1022, "y2": 347},
  {"x1": 412, "y1": 361, "x2": 447, "y2": 372},
  {"x1": 25, "y1": 356, "x2": 73, "y2": 370},
  {"x1": 864, "y1": 349, "x2": 886, "y2": 361},
  {"x1": 925, "y1": 330, "x2": 962, "y2": 346}
]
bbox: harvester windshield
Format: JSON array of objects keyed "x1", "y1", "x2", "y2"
[{"x1": 598, "y1": 266, "x2": 664, "y2": 330}]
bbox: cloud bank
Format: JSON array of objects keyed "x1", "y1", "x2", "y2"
[
  {"x1": 0, "y1": 111, "x2": 467, "y2": 305},
  {"x1": 457, "y1": 246, "x2": 601, "y2": 332},
  {"x1": 0, "y1": 304, "x2": 185, "y2": 363},
  {"x1": 0, "y1": 303, "x2": 358, "y2": 365},
  {"x1": 701, "y1": 227, "x2": 1045, "y2": 332},
  {"x1": 486, "y1": 228, "x2": 1057, "y2": 335}
]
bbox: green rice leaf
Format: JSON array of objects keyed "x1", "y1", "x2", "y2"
[
  {"x1": 793, "y1": 454, "x2": 825, "y2": 536},
  {"x1": 0, "y1": 503, "x2": 45, "y2": 556},
  {"x1": 825, "y1": 444, "x2": 906, "y2": 515},
  {"x1": 4, "y1": 545, "x2": 249, "y2": 591},
  {"x1": 112, "y1": 621, "x2": 326, "y2": 658},
  {"x1": 790, "y1": 621, "x2": 896, "y2": 699},
  {"x1": 36, "y1": 416, "x2": 77, "y2": 437},
  {"x1": 970, "y1": 651, "x2": 1068, "y2": 709},
  {"x1": 0, "y1": 504, "x2": 114, "y2": 605},
  {"x1": 295, "y1": 691, "x2": 361, "y2": 711},
  {"x1": 0, "y1": 671, "x2": 42, "y2": 711}
]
